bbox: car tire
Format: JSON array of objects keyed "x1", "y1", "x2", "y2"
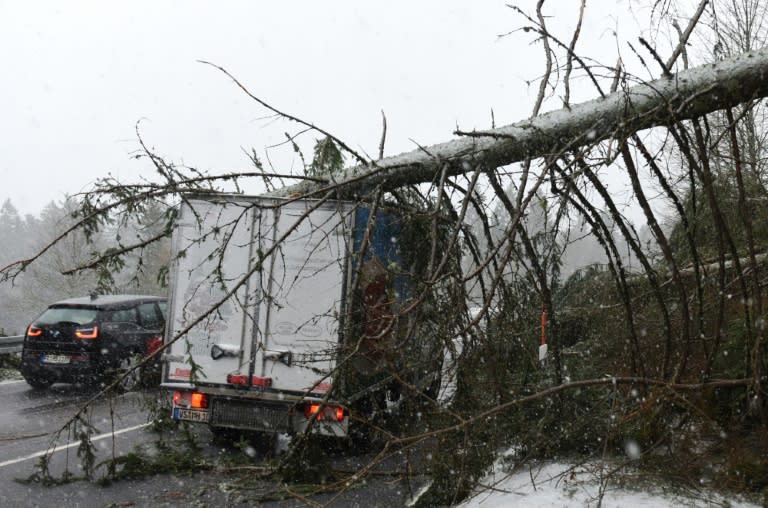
[
  {"x1": 115, "y1": 353, "x2": 143, "y2": 393},
  {"x1": 24, "y1": 375, "x2": 53, "y2": 390}
]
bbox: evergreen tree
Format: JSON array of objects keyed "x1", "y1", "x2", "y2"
[{"x1": 307, "y1": 136, "x2": 344, "y2": 177}]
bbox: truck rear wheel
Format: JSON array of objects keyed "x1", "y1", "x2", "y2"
[
  {"x1": 209, "y1": 426, "x2": 241, "y2": 446},
  {"x1": 210, "y1": 427, "x2": 277, "y2": 456},
  {"x1": 346, "y1": 389, "x2": 389, "y2": 452}
]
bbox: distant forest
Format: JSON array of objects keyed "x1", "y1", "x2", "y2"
[{"x1": 0, "y1": 198, "x2": 169, "y2": 335}]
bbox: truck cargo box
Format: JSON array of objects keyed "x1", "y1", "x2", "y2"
[{"x1": 162, "y1": 194, "x2": 425, "y2": 437}]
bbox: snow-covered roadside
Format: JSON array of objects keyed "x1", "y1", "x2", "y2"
[
  {"x1": 456, "y1": 461, "x2": 760, "y2": 508},
  {"x1": 0, "y1": 368, "x2": 21, "y2": 383}
]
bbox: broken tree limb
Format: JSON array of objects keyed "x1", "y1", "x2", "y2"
[{"x1": 267, "y1": 46, "x2": 768, "y2": 199}]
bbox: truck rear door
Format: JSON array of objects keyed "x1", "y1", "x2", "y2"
[
  {"x1": 164, "y1": 197, "x2": 261, "y2": 386},
  {"x1": 253, "y1": 199, "x2": 352, "y2": 397}
]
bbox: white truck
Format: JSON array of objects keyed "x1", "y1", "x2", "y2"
[{"x1": 162, "y1": 193, "x2": 440, "y2": 437}]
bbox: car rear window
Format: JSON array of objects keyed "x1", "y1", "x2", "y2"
[
  {"x1": 103, "y1": 307, "x2": 139, "y2": 323},
  {"x1": 36, "y1": 306, "x2": 98, "y2": 325},
  {"x1": 137, "y1": 302, "x2": 163, "y2": 329}
]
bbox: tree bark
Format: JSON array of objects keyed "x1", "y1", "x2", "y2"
[{"x1": 268, "y1": 46, "x2": 768, "y2": 198}]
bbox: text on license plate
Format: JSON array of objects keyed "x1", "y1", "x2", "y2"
[
  {"x1": 42, "y1": 354, "x2": 70, "y2": 364},
  {"x1": 172, "y1": 407, "x2": 209, "y2": 423}
]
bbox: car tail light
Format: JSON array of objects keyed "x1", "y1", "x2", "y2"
[
  {"x1": 146, "y1": 335, "x2": 162, "y2": 355},
  {"x1": 303, "y1": 403, "x2": 345, "y2": 422},
  {"x1": 173, "y1": 390, "x2": 208, "y2": 409},
  {"x1": 27, "y1": 325, "x2": 42, "y2": 337},
  {"x1": 74, "y1": 326, "x2": 99, "y2": 339}
]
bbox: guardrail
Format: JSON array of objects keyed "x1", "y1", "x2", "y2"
[{"x1": 0, "y1": 336, "x2": 23, "y2": 355}]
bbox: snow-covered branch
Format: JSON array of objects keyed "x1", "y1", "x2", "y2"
[{"x1": 268, "y1": 46, "x2": 768, "y2": 198}]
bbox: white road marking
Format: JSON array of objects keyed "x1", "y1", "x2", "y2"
[{"x1": 0, "y1": 422, "x2": 150, "y2": 469}]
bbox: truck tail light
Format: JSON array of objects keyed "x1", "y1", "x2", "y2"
[
  {"x1": 252, "y1": 376, "x2": 272, "y2": 388},
  {"x1": 27, "y1": 325, "x2": 43, "y2": 337},
  {"x1": 227, "y1": 374, "x2": 248, "y2": 385},
  {"x1": 191, "y1": 392, "x2": 208, "y2": 409},
  {"x1": 227, "y1": 374, "x2": 272, "y2": 387},
  {"x1": 304, "y1": 403, "x2": 345, "y2": 422},
  {"x1": 74, "y1": 326, "x2": 99, "y2": 339},
  {"x1": 173, "y1": 390, "x2": 209, "y2": 409},
  {"x1": 305, "y1": 403, "x2": 319, "y2": 419}
]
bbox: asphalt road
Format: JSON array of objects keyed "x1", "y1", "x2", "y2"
[
  {"x1": 0, "y1": 379, "x2": 429, "y2": 507},
  {"x1": 0, "y1": 380, "x2": 166, "y2": 506}
]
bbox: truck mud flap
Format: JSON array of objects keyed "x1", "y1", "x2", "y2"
[{"x1": 210, "y1": 399, "x2": 292, "y2": 433}]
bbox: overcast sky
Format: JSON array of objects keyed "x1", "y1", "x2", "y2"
[{"x1": 1, "y1": 1, "x2": 650, "y2": 216}]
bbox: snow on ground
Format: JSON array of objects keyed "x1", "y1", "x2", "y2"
[
  {"x1": 457, "y1": 461, "x2": 761, "y2": 508},
  {"x1": 0, "y1": 368, "x2": 21, "y2": 383}
]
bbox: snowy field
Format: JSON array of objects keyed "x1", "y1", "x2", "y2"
[{"x1": 453, "y1": 461, "x2": 761, "y2": 508}]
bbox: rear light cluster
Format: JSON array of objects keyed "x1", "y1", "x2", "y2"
[
  {"x1": 145, "y1": 335, "x2": 163, "y2": 355},
  {"x1": 173, "y1": 390, "x2": 208, "y2": 409},
  {"x1": 227, "y1": 374, "x2": 272, "y2": 387},
  {"x1": 303, "y1": 403, "x2": 346, "y2": 422},
  {"x1": 74, "y1": 326, "x2": 99, "y2": 339},
  {"x1": 26, "y1": 324, "x2": 99, "y2": 339}
]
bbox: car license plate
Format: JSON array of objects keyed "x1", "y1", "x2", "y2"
[
  {"x1": 42, "y1": 354, "x2": 70, "y2": 364},
  {"x1": 172, "y1": 407, "x2": 209, "y2": 423}
]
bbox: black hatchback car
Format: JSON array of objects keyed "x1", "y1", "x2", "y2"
[{"x1": 20, "y1": 294, "x2": 166, "y2": 390}]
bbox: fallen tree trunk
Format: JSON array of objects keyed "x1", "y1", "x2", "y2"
[{"x1": 268, "y1": 46, "x2": 768, "y2": 199}]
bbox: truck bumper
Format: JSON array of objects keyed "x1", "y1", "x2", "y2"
[{"x1": 170, "y1": 391, "x2": 349, "y2": 437}]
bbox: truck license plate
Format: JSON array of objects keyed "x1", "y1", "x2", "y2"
[
  {"x1": 42, "y1": 354, "x2": 70, "y2": 364},
  {"x1": 172, "y1": 407, "x2": 209, "y2": 423}
]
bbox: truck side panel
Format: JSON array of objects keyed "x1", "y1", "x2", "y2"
[{"x1": 344, "y1": 207, "x2": 411, "y2": 377}]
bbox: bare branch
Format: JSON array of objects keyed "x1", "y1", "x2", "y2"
[
  {"x1": 378, "y1": 110, "x2": 387, "y2": 160},
  {"x1": 666, "y1": 0, "x2": 710, "y2": 70},
  {"x1": 198, "y1": 60, "x2": 369, "y2": 167}
]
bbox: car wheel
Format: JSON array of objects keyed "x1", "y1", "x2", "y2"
[
  {"x1": 115, "y1": 353, "x2": 143, "y2": 392},
  {"x1": 24, "y1": 375, "x2": 53, "y2": 390}
]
